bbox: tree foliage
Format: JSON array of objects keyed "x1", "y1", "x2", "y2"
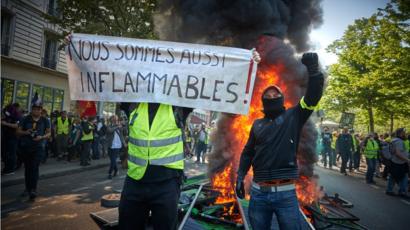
[
  {"x1": 322, "y1": 0, "x2": 410, "y2": 133},
  {"x1": 46, "y1": 0, "x2": 157, "y2": 39}
]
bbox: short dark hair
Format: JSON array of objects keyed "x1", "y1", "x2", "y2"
[{"x1": 395, "y1": 128, "x2": 405, "y2": 137}]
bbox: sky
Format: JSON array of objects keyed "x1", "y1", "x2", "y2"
[{"x1": 310, "y1": 0, "x2": 390, "y2": 66}]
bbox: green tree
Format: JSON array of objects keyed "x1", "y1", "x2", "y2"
[
  {"x1": 323, "y1": 1, "x2": 410, "y2": 133},
  {"x1": 46, "y1": 0, "x2": 157, "y2": 39}
]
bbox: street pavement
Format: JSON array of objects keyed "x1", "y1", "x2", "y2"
[
  {"x1": 2, "y1": 157, "x2": 409, "y2": 230},
  {"x1": 315, "y1": 163, "x2": 410, "y2": 230},
  {"x1": 1, "y1": 159, "x2": 207, "y2": 230}
]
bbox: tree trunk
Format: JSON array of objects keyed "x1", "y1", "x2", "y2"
[
  {"x1": 390, "y1": 113, "x2": 394, "y2": 134},
  {"x1": 367, "y1": 103, "x2": 375, "y2": 133}
]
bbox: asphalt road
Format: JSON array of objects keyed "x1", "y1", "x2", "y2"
[
  {"x1": 1, "y1": 160, "x2": 207, "y2": 230},
  {"x1": 315, "y1": 165, "x2": 410, "y2": 230},
  {"x1": 2, "y1": 162, "x2": 409, "y2": 230}
]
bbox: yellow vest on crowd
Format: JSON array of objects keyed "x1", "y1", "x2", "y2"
[
  {"x1": 404, "y1": 139, "x2": 409, "y2": 153},
  {"x1": 127, "y1": 103, "x2": 184, "y2": 181},
  {"x1": 81, "y1": 122, "x2": 94, "y2": 141},
  {"x1": 57, "y1": 117, "x2": 69, "y2": 135},
  {"x1": 331, "y1": 137, "x2": 336, "y2": 149},
  {"x1": 364, "y1": 139, "x2": 379, "y2": 159}
]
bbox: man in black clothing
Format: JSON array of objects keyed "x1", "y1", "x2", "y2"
[
  {"x1": 16, "y1": 98, "x2": 51, "y2": 201},
  {"x1": 236, "y1": 53, "x2": 324, "y2": 229},
  {"x1": 1, "y1": 103, "x2": 21, "y2": 175},
  {"x1": 321, "y1": 126, "x2": 333, "y2": 169},
  {"x1": 336, "y1": 127, "x2": 354, "y2": 175}
]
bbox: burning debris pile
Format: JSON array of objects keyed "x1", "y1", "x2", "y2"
[{"x1": 175, "y1": 175, "x2": 367, "y2": 230}]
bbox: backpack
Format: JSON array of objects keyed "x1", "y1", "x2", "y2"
[{"x1": 380, "y1": 141, "x2": 392, "y2": 160}]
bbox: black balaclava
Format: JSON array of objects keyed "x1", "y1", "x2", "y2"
[{"x1": 262, "y1": 85, "x2": 285, "y2": 119}]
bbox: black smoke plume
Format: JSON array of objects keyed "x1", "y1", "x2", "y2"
[{"x1": 154, "y1": 0, "x2": 323, "y2": 179}]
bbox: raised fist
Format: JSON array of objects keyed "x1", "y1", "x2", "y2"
[{"x1": 301, "y1": 52, "x2": 319, "y2": 75}]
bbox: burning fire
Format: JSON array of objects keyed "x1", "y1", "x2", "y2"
[{"x1": 211, "y1": 36, "x2": 320, "y2": 215}]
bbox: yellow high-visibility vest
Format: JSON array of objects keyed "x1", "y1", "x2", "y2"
[
  {"x1": 364, "y1": 139, "x2": 379, "y2": 159},
  {"x1": 127, "y1": 103, "x2": 184, "y2": 180},
  {"x1": 57, "y1": 117, "x2": 69, "y2": 135},
  {"x1": 81, "y1": 122, "x2": 94, "y2": 141}
]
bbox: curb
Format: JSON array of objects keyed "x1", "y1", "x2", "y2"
[{"x1": 1, "y1": 162, "x2": 110, "y2": 188}]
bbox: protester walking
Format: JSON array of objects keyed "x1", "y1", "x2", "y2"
[
  {"x1": 80, "y1": 116, "x2": 94, "y2": 166},
  {"x1": 56, "y1": 111, "x2": 70, "y2": 160},
  {"x1": 16, "y1": 95, "x2": 51, "y2": 201},
  {"x1": 195, "y1": 123, "x2": 208, "y2": 163},
  {"x1": 1, "y1": 103, "x2": 21, "y2": 175},
  {"x1": 106, "y1": 115, "x2": 127, "y2": 179},
  {"x1": 68, "y1": 117, "x2": 82, "y2": 162},
  {"x1": 336, "y1": 127, "x2": 354, "y2": 175},
  {"x1": 353, "y1": 133, "x2": 361, "y2": 171},
  {"x1": 321, "y1": 126, "x2": 333, "y2": 169},
  {"x1": 363, "y1": 133, "x2": 380, "y2": 184},
  {"x1": 386, "y1": 128, "x2": 410, "y2": 197}
]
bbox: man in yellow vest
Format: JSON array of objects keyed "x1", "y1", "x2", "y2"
[
  {"x1": 363, "y1": 133, "x2": 380, "y2": 184},
  {"x1": 56, "y1": 111, "x2": 70, "y2": 160},
  {"x1": 118, "y1": 103, "x2": 193, "y2": 230},
  {"x1": 80, "y1": 116, "x2": 94, "y2": 166}
]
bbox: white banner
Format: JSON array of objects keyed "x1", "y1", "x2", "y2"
[{"x1": 65, "y1": 33, "x2": 257, "y2": 114}]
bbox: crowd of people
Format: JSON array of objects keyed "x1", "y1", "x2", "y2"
[
  {"x1": 1, "y1": 100, "x2": 217, "y2": 200},
  {"x1": 1, "y1": 100, "x2": 131, "y2": 200},
  {"x1": 320, "y1": 126, "x2": 410, "y2": 198},
  {"x1": 184, "y1": 122, "x2": 215, "y2": 164}
]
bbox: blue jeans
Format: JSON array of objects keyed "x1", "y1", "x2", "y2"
[
  {"x1": 108, "y1": 148, "x2": 120, "y2": 175},
  {"x1": 195, "y1": 141, "x2": 207, "y2": 162},
  {"x1": 249, "y1": 187, "x2": 303, "y2": 230},
  {"x1": 386, "y1": 174, "x2": 408, "y2": 194},
  {"x1": 322, "y1": 147, "x2": 332, "y2": 168},
  {"x1": 366, "y1": 158, "x2": 376, "y2": 183}
]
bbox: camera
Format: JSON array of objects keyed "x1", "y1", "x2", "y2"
[{"x1": 30, "y1": 130, "x2": 38, "y2": 138}]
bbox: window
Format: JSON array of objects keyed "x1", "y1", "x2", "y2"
[
  {"x1": 1, "y1": 79, "x2": 15, "y2": 107},
  {"x1": 31, "y1": 85, "x2": 64, "y2": 112},
  {"x1": 14, "y1": 81, "x2": 30, "y2": 110},
  {"x1": 42, "y1": 33, "x2": 58, "y2": 69},
  {"x1": 1, "y1": 10, "x2": 13, "y2": 56},
  {"x1": 47, "y1": 0, "x2": 59, "y2": 17},
  {"x1": 53, "y1": 89, "x2": 64, "y2": 111}
]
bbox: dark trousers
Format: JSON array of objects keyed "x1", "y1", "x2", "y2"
[
  {"x1": 382, "y1": 159, "x2": 391, "y2": 178},
  {"x1": 92, "y1": 136, "x2": 100, "y2": 159},
  {"x1": 21, "y1": 147, "x2": 42, "y2": 192},
  {"x1": 348, "y1": 151, "x2": 354, "y2": 171},
  {"x1": 81, "y1": 141, "x2": 92, "y2": 165},
  {"x1": 56, "y1": 134, "x2": 68, "y2": 157},
  {"x1": 322, "y1": 147, "x2": 332, "y2": 168},
  {"x1": 353, "y1": 150, "x2": 361, "y2": 169},
  {"x1": 108, "y1": 148, "x2": 120, "y2": 175},
  {"x1": 331, "y1": 148, "x2": 337, "y2": 166},
  {"x1": 366, "y1": 158, "x2": 377, "y2": 183},
  {"x1": 340, "y1": 151, "x2": 350, "y2": 173},
  {"x1": 195, "y1": 141, "x2": 207, "y2": 163},
  {"x1": 68, "y1": 144, "x2": 81, "y2": 161},
  {"x1": 119, "y1": 176, "x2": 181, "y2": 230},
  {"x1": 2, "y1": 138, "x2": 18, "y2": 172}
]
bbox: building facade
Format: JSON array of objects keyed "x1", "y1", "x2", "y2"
[{"x1": 1, "y1": 0, "x2": 70, "y2": 113}]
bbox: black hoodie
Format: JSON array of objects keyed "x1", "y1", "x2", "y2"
[{"x1": 237, "y1": 73, "x2": 324, "y2": 182}]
